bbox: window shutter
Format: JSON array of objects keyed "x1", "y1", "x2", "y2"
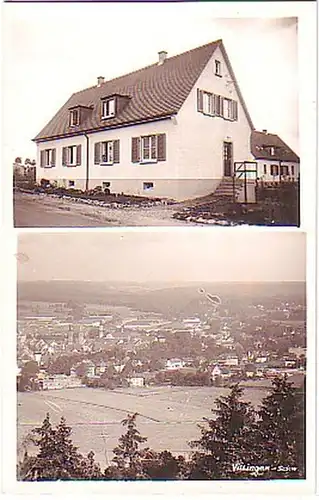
[
  {"x1": 157, "y1": 134, "x2": 166, "y2": 162},
  {"x1": 216, "y1": 95, "x2": 221, "y2": 116},
  {"x1": 51, "y1": 148, "x2": 56, "y2": 167},
  {"x1": 132, "y1": 137, "x2": 141, "y2": 163},
  {"x1": 62, "y1": 147, "x2": 68, "y2": 166},
  {"x1": 113, "y1": 140, "x2": 120, "y2": 163},
  {"x1": 94, "y1": 142, "x2": 101, "y2": 164},
  {"x1": 197, "y1": 89, "x2": 203, "y2": 113},
  {"x1": 40, "y1": 150, "x2": 45, "y2": 168},
  {"x1": 233, "y1": 100, "x2": 238, "y2": 121},
  {"x1": 76, "y1": 145, "x2": 82, "y2": 165}
]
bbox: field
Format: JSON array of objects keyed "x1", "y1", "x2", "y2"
[{"x1": 17, "y1": 385, "x2": 270, "y2": 468}]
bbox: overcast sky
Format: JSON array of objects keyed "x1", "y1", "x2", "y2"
[
  {"x1": 17, "y1": 230, "x2": 306, "y2": 283},
  {"x1": 3, "y1": 3, "x2": 301, "y2": 164}
]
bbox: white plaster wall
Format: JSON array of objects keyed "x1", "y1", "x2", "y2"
[
  {"x1": 36, "y1": 136, "x2": 86, "y2": 190},
  {"x1": 174, "y1": 46, "x2": 253, "y2": 179}
]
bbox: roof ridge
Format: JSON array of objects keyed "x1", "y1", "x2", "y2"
[{"x1": 73, "y1": 39, "x2": 222, "y2": 96}]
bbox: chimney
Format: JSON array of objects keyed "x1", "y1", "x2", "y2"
[
  {"x1": 158, "y1": 51, "x2": 168, "y2": 65},
  {"x1": 97, "y1": 76, "x2": 105, "y2": 87},
  {"x1": 262, "y1": 129, "x2": 268, "y2": 134}
]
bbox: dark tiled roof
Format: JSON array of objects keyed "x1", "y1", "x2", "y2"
[
  {"x1": 251, "y1": 130, "x2": 299, "y2": 162},
  {"x1": 34, "y1": 40, "x2": 223, "y2": 142}
]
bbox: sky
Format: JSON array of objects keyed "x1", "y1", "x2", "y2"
[
  {"x1": 17, "y1": 230, "x2": 306, "y2": 283},
  {"x1": 2, "y1": 3, "x2": 301, "y2": 165}
]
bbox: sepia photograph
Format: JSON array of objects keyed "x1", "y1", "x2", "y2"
[
  {"x1": 15, "y1": 230, "x2": 307, "y2": 483},
  {"x1": 3, "y1": 4, "x2": 303, "y2": 227}
]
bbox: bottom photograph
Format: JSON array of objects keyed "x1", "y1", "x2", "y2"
[{"x1": 16, "y1": 230, "x2": 306, "y2": 481}]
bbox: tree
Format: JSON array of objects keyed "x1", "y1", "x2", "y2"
[
  {"x1": 18, "y1": 361, "x2": 40, "y2": 391},
  {"x1": 255, "y1": 375, "x2": 305, "y2": 478},
  {"x1": 18, "y1": 414, "x2": 102, "y2": 480},
  {"x1": 105, "y1": 413, "x2": 149, "y2": 479},
  {"x1": 188, "y1": 384, "x2": 258, "y2": 479}
]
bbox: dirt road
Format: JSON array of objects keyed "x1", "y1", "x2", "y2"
[{"x1": 14, "y1": 191, "x2": 193, "y2": 227}]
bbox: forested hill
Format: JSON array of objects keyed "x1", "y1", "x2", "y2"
[{"x1": 17, "y1": 280, "x2": 306, "y2": 316}]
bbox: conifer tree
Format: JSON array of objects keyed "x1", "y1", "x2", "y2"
[
  {"x1": 105, "y1": 413, "x2": 149, "y2": 479},
  {"x1": 188, "y1": 384, "x2": 257, "y2": 479},
  {"x1": 18, "y1": 413, "x2": 102, "y2": 480},
  {"x1": 255, "y1": 375, "x2": 305, "y2": 478}
]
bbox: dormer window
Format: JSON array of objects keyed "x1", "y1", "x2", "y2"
[
  {"x1": 69, "y1": 109, "x2": 80, "y2": 127},
  {"x1": 102, "y1": 98, "x2": 115, "y2": 119},
  {"x1": 215, "y1": 60, "x2": 222, "y2": 77}
]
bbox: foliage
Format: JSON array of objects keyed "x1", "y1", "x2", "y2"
[
  {"x1": 105, "y1": 413, "x2": 149, "y2": 479},
  {"x1": 188, "y1": 384, "x2": 258, "y2": 479},
  {"x1": 254, "y1": 375, "x2": 305, "y2": 478},
  {"x1": 17, "y1": 414, "x2": 102, "y2": 481}
]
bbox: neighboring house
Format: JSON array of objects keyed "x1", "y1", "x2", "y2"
[
  {"x1": 33, "y1": 39, "x2": 254, "y2": 201},
  {"x1": 165, "y1": 358, "x2": 184, "y2": 370},
  {"x1": 251, "y1": 130, "x2": 300, "y2": 183},
  {"x1": 127, "y1": 376, "x2": 145, "y2": 388}
]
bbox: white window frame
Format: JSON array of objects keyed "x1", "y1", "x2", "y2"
[
  {"x1": 215, "y1": 60, "x2": 221, "y2": 76},
  {"x1": 203, "y1": 92, "x2": 213, "y2": 116},
  {"x1": 102, "y1": 99, "x2": 115, "y2": 119},
  {"x1": 66, "y1": 145, "x2": 77, "y2": 166},
  {"x1": 70, "y1": 109, "x2": 79, "y2": 126},
  {"x1": 141, "y1": 135, "x2": 157, "y2": 163},
  {"x1": 223, "y1": 98, "x2": 233, "y2": 120},
  {"x1": 45, "y1": 149, "x2": 54, "y2": 167},
  {"x1": 101, "y1": 141, "x2": 114, "y2": 164}
]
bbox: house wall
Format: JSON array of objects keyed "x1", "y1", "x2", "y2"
[
  {"x1": 255, "y1": 159, "x2": 300, "y2": 182},
  {"x1": 36, "y1": 46, "x2": 253, "y2": 200},
  {"x1": 174, "y1": 46, "x2": 253, "y2": 183}
]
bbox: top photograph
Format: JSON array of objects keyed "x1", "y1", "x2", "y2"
[{"x1": 5, "y1": 5, "x2": 301, "y2": 227}]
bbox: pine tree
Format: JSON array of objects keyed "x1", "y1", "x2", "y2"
[
  {"x1": 105, "y1": 413, "x2": 149, "y2": 479},
  {"x1": 18, "y1": 413, "x2": 102, "y2": 481},
  {"x1": 256, "y1": 375, "x2": 305, "y2": 478},
  {"x1": 188, "y1": 384, "x2": 257, "y2": 479}
]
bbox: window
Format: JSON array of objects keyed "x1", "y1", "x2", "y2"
[
  {"x1": 70, "y1": 109, "x2": 80, "y2": 127},
  {"x1": 66, "y1": 146, "x2": 77, "y2": 165},
  {"x1": 62, "y1": 145, "x2": 81, "y2": 167},
  {"x1": 68, "y1": 180, "x2": 75, "y2": 187},
  {"x1": 215, "y1": 60, "x2": 222, "y2": 76},
  {"x1": 131, "y1": 134, "x2": 166, "y2": 163},
  {"x1": 101, "y1": 141, "x2": 114, "y2": 163},
  {"x1": 94, "y1": 140, "x2": 120, "y2": 164},
  {"x1": 142, "y1": 135, "x2": 157, "y2": 162},
  {"x1": 269, "y1": 146, "x2": 275, "y2": 156},
  {"x1": 280, "y1": 165, "x2": 289, "y2": 176},
  {"x1": 102, "y1": 98, "x2": 115, "y2": 119},
  {"x1": 263, "y1": 164, "x2": 267, "y2": 175},
  {"x1": 197, "y1": 89, "x2": 237, "y2": 121},
  {"x1": 223, "y1": 99, "x2": 232, "y2": 120},
  {"x1": 143, "y1": 182, "x2": 154, "y2": 191},
  {"x1": 270, "y1": 164, "x2": 279, "y2": 176},
  {"x1": 291, "y1": 165, "x2": 295, "y2": 176},
  {"x1": 40, "y1": 148, "x2": 56, "y2": 168}
]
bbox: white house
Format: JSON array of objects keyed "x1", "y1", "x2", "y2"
[
  {"x1": 165, "y1": 358, "x2": 185, "y2": 370},
  {"x1": 33, "y1": 39, "x2": 255, "y2": 201},
  {"x1": 251, "y1": 130, "x2": 299, "y2": 183}
]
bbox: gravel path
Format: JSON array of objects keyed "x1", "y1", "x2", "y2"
[{"x1": 14, "y1": 191, "x2": 197, "y2": 227}]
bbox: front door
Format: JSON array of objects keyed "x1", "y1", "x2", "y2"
[{"x1": 223, "y1": 142, "x2": 233, "y2": 177}]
